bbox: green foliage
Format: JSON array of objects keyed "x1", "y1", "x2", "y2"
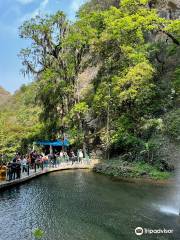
[
  {"x1": 78, "y1": 0, "x2": 120, "y2": 15},
  {"x1": 172, "y1": 67, "x2": 180, "y2": 98},
  {"x1": 140, "y1": 118, "x2": 163, "y2": 139},
  {"x1": 2, "y1": 0, "x2": 177, "y2": 167},
  {"x1": 69, "y1": 102, "x2": 89, "y2": 118},
  {"x1": 133, "y1": 162, "x2": 171, "y2": 180},
  {"x1": 164, "y1": 20, "x2": 180, "y2": 42},
  {"x1": 164, "y1": 109, "x2": 180, "y2": 141},
  {"x1": 110, "y1": 115, "x2": 141, "y2": 152},
  {"x1": 95, "y1": 158, "x2": 171, "y2": 180},
  {"x1": 0, "y1": 84, "x2": 43, "y2": 158},
  {"x1": 33, "y1": 228, "x2": 44, "y2": 239},
  {"x1": 112, "y1": 62, "x2": 155, "y2": 106}
]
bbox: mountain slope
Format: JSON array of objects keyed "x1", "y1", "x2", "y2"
[{"x1": 0, "y1": 87, "x2": 11, "y2": 107}]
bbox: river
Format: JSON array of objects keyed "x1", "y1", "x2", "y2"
[{"x1": 0, "y1": 170, "x2": 179, "y2": 240}]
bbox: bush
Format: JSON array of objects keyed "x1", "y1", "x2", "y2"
[{"x1": 164, "y1": 109, "x2": 180, "y2": 141}]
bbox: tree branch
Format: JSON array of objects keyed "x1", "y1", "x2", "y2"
[{"x1": 159, "y1": 30, "x2": 180, "y2": 46}]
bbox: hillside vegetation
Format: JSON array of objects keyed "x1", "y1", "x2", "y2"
[
  {"x1": 0, "y1": 0, "x2": 179, "y2": 178},
  {"x1": 0, "y1": 84, "x2": 43, "y2": 156},
  {"x1": 0, "y1": 87, "x2": 11, "y2": 106}
]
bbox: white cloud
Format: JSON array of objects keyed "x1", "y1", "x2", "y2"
[
  {"x1": 70, "y1": 0, "x2": 87, "y2": 12},
  {"x1": 30, "y1": 0, "x2": 49, "y2": 17},
  {"x1": 17, "y1": 0, "x2": 35, "y2": 5},
  {"x1": 20, "y1": 0, "x2": 49, "y2": 22},
  {"x1": 41, "y1": 0, "x2": 49, "y2": 8}
]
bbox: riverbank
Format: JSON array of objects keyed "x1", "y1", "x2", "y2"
[
  {"x1": 0, "y1": 161, "x2": 97, "y2": 191},
  {"x1": 0, "y1": 159, "x2": 173, "y2": 191},
  {"x1": 93, "y1": 158, "x2": 172, "y2": 181}
]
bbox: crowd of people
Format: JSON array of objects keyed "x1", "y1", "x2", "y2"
[{"x1": 0, "y1": 149, "x2": 86, "y2": 181}]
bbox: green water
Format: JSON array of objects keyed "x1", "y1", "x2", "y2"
[{"x1": 0, "y1": 170, "x2": 179, "y2": 240}]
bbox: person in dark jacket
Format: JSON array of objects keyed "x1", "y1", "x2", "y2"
[
  {"x1": 16, "y1": 160, "x2": 21, "y2": 179},
  {"x1": 30, "y1": 151, "x2": 37, "y2": 169},
  {"x1": 11, "y1": 159, "x2": 17, "y2": 180}
]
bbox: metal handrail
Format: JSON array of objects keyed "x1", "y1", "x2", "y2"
[{"x1": 4, "y1": 157, "x2": 91, "y2": 182}]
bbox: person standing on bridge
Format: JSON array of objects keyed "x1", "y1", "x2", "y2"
[
  {"x1": 7, "y1": 162, "x2": 12, "y2": 181},
  {"x1": 70, "y1": 150, "x2": 76, "y2": 165},
  {"x1": 22, "y1": 156, "x2": 27, "y2": 173},
  {"x1": 11, "y1": 158, "x2": 17, "y2": 180},
  {"x1": 52, "y1": 153, "x2": 57, "y2": 168},
  {"x1": 16, "y1": 159, "x2": 21, "y2": 179},
  {"x1": 60, "y1": 151, "x2": 64, "y2": 163},
  {"x1": 64, "y1": 151, "x2": 69, "y2": 162},
  {"x1": 78, "y1": 149, "x2": 83, "y2": 163}
]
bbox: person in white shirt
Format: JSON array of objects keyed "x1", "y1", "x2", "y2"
[
  {"x1": 78, "y1": 149, "x2": 83, "y2": 163},
  {"x1": 22, "y1": 156, "x2": 27, "y2": 173},
  {"x1": 60, "y1": 151, "x2": 64, "y2": 163}
]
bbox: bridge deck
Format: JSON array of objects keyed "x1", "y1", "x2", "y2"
[{"x1": 0, "y1": 161, "x2": 95, "y2": 191}]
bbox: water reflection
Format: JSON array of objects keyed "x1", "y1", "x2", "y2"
[{"x1": 0, "y1": 170, "x2": 180, "y2": 240}]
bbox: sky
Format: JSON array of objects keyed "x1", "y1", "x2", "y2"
[{"x1": 0, "y1": 0, "x2": 87, "y2": 93}]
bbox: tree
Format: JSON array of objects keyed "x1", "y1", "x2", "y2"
[
  {"x1": 19, "y1": 11, "x2": 92, "y2": 147},
  {"x1": 18, "y1": 0, "x2": 180, "y2": 161},
  {"x1": 74, "y1": 0, "x2": 180, "y2": 156}
]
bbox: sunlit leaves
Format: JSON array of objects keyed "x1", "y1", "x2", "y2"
[
  {"x1": 112, "y1": 62, "x2": 155, "y2": 105},
  {"x1": 15, "y1": 0, "x2": 180, "y2": 155}
]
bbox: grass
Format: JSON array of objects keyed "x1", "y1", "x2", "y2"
[
  {"x1": 96, "y1": 157, "x2": 172, "y2": 180},
  {"x1": 132, "y1": 162, "x2": 171, "y2": 180}
]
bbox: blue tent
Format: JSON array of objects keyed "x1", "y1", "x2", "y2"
[{"x1": 35, "y1": 139, "x2": 69, "y2": 147}]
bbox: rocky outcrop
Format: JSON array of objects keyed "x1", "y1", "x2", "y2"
[
  {"x1": 150, "y1": 0, "x2": 180, "y2": 19},
  {"x1": 77, "y1": 66, "x2": 99, "y2": 99}
]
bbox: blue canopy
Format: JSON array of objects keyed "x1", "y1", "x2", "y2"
[{"x1": 35, "y1": 139, "x2": 69, "y2": 147}]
